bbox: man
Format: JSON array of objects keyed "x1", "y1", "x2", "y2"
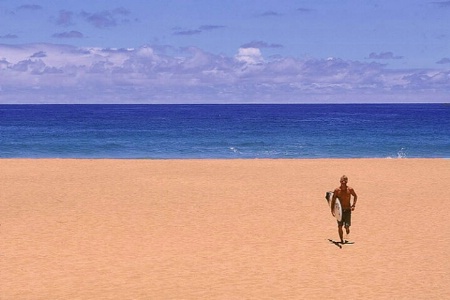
[{"x1": 331, "y1": 175, "x2": 358, "y2": 243}]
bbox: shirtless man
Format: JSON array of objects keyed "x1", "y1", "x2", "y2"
[{"x1": 331, "y1": 175, "x2": 358, "y2": 243}]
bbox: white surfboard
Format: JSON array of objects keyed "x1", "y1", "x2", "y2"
[
  {"x1": 333, "y1": 199, "x2": 342, "y2": 222},
  {"x1": 325, "y1": 191, "x2": 342, "y2": 222}
]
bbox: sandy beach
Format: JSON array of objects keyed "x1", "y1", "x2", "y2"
[{"x1": 1, "y1": 159, "x2": 449, "y2": 299}]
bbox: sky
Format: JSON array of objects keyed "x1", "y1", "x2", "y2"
[{"x1": 0, "y1": 0, "x2": 449, "y2": 103}]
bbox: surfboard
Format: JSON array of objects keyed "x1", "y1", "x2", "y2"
[{"x1": 325, "y1": 191, "x2": 342, "y2": 222}]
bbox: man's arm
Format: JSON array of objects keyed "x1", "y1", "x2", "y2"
[{"x1": 351, "y1": 188, "x2": 358, "y2": 210}]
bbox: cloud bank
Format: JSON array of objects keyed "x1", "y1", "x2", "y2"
[
  {"x1": 367, "y1": 52, "x2": 403, "y2": 60},
  {"x1": 172, "y1": 25, "x2": 225, "y2": 36},
  {"x1": 0, "y1": 43, "x2": 449, "y2": 103}
]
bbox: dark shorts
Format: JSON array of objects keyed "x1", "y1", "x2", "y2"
[{"x1": 337, "y1": 210, "x2": 351, "y2": 227}]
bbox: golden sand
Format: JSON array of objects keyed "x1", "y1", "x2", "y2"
[{"x1": 1, "y1": 159, "x2": 449, "y2": 299}]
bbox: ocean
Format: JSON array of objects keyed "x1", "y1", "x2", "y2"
[{"x1": 0, "y1": 104, "x2": 449, "y2": 159}]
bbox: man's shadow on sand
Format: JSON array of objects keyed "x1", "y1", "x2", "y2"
[{"x1": 328, "y1": 239, "x2": 354, "y2": 249}]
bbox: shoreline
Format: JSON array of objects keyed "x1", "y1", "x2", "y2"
[
  {"x1": 1, "y1": 157, "x2": 448, "y2": 160},
  {"x1": 1, "y1": 158, "x2": 449, "y2": 299}
]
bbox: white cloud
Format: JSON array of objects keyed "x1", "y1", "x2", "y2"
[
  {"x1": 235, "y1": 48, "x2": 264, "y2": 65},
  {"x1": 0, "y1": 43, "x2": 449, "y2": 103}
]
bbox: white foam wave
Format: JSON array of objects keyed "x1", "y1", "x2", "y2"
[
  {"x1": 397, "y1": 148, "x2": 407, "y2": 158},
  {"x1": 229, "y1": 147, "x2": 242, "y2": 154},
  {"x1": 385, "y1": 148, "x2": 408, "y2": 159}
]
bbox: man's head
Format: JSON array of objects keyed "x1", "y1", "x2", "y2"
[{"x1": 340, "y1": 175, "x2": 348, "y2": 184}]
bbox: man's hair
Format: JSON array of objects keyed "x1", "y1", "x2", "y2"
[{"x1": 340, "y1": 175, "x2": 348, "y2": 181}]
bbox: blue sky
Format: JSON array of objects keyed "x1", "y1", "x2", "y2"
[{"x1": 0, "y1": 0, "x2": 449, "y2": 103}]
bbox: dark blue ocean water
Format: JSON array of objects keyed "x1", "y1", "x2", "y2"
[{"x1": 0, "y1": 104, "x2": 449, "y2": 158}]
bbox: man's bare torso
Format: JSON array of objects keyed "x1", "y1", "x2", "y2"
[{"x1": 334, "y1": 186, "x2": 354, "y2": 210}]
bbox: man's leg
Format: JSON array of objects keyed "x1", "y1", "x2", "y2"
[
  {"x1": 344, "y1": 225, "x2": 351, "y2": 243},
  {"x1": 345, "y1": 211, "x2": 351, "y2": 239},
  {"x1": 338, "y1": 225, "x2": 344, "y2": 243},
  {"x1": 342, "y1": 211, "x2": 351, "y2": 239}
]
